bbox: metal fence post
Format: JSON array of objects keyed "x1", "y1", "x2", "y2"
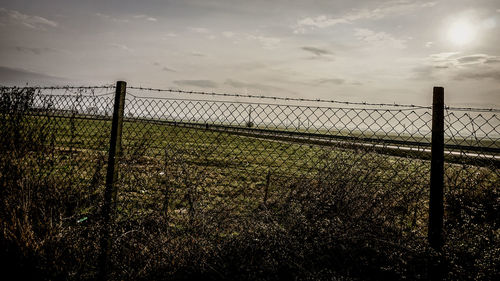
[
  {"x1": 429, "y1": 86, "x2": 444, "y2": 251},
  {"x1": 98, "y1": 81, "x2": 127, "y2": 280},
  {"x1": 428, "y1": 86, "x2": 445, "y2": 280}
]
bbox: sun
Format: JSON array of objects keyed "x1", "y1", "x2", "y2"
[{"x1": 448, "y1": 19, "x2": 476, "y2": 46}]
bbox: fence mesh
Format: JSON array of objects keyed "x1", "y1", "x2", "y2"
[
  {"x1": 0, "y1": 86, "x2": 115, "y2": 279},
  {"x1": 1, "y1": 85, "x2": 498, "y2": 280}
]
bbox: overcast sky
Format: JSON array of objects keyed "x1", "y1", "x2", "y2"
[{"x1": 0, "y1": 0, "x2": 499, "y2": 107}]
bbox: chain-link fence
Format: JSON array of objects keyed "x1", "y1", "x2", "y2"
[
  {"x1": 0, "y1": 86, "x2": 114, "y2": 279},
  {"x1": 1, "y1": 83, "x2": 498, "y2": 280}
]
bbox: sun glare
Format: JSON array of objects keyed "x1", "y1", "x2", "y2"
[{"x1": 448, "y1": 19, "x2": 476, "y2": 46}]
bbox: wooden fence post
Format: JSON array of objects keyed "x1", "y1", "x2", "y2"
[
  {"x1": 98, "y1": 81, "x2": 127, "y2": 280},
  {"x1": 429, "y1": 86, "x2": 444, "y2": 251}
]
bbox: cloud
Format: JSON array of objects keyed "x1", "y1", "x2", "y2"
[
  {"x1": 224, "y1": 79, "x2": 285, "y2": 92},
  {"x1": 133, "y1": 14, "x2": 157, "y2": 22},
  {"x1": 294, "y1": 1, "x2": 436, "y2": 33},
  {"x1": 317, "y1": 78, "x2": 345, "y2": 85},
  {"x1": 0, "y1": 8, "x2": 58, "y2": 30},
  {"x1": 456, "y1": 54, "x2": 489, "y2": 64},
  {"x1": 162, "y1": 67, "x2": 176, "y2": 72},
  {"x1": 412, "y1": 65, "x2": 436, "y2": 80},
  {"x1": 425, "y1": 41, "x2": 433, "y2": 48},
  {"x1": 152, "y1": 62, "x2": 176, "y2": 72},
  {"x1": 188, "y1": 27, "x2": 217, "y2": 40},
  {"x1": 15, "y1": 46, "x2": 59, "y2": 55},
  {"x1": 222, "y1": 31, "x2": 235, "y2": 38},
  {"x1": 456, "y1": 54, "x2": 500, "y2": 65},
  {"x1": 190, "y1": 52, "x2": 205, "y2": 57},
  {"x1": 109, "y1": 43, "x2": 133, "y2": 52},
  {"x1": 413, "y1": 52, "x2": 500, "y2": 80},
  {"x1": 95, "y1": 13, "x2": 157, "y2": 23},
  {"x1": 301, "y1": 46, "x2": 333, "y2": 56},
  {"x1": 188, "y1": 27, "x2": 210, "y2": 33},
  {"x1": 412, "y1": 53, "x2": 460, "y2": 79},
  {"x1": 95, "y1": 13, "x2": 129, "y2": 23},
  {"x1": 173, "y1": 80, "x2": 218, "y2": 88},
  {"x1": 485, "y1": 57, "x2": 500, "y2": 64},
  {"x1": 428, "y1": 52, "x2": 460, "y2": 65},
  {"x1": 295, "y1": 15, "x2": 348, "y2": 33},
  {"x1": 315, "y1": 78, "x2": 362, "y2": 86},
  {"x1": 428, "y1": 53, "x2": 500, "y2": 67},
  {"x1": 354, "y1": 28, "x2": 406, "y2": 49},
  {"x1": 247, "y1": 35, "x2": 280, "y2": 49},
  {"x1": 0, "y1": 65, "x2": 66, "y2": 85},
  {"x1": 430, "y1": 52, "x2": 461, "y2": 59},
  {"x1": 454, "y1": 70, "x2": 500, "y2": 81}
]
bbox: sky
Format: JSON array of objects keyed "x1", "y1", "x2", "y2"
[{"x1": 0, "y1": 0, "x2": 499, "y2": 107}]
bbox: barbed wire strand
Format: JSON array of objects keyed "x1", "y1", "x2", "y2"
[
  {"x1": 127, "y1": 86, "x2": 431, "y2": 109},
  {"x1": 2, "y1": 85, "x2": 499, "y2": 112}
]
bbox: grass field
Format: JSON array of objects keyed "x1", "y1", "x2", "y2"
[
  {"x1": 16, "y1": 114, "x2": 498, "y2": 229},
  {"x1": 1, "y1": 109, "x2": 498, "y2": 280}
]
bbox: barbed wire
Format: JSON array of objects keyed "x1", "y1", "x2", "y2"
[
  {"x1": 0, "y1": 85, "x2": 115, "y2": 90},
  {"x1": 0, "y1": 85, "x2": 116, "y2": 98},
  {"x1": 129, "y1": 86, "x2": 500, "y2": 112},
  {"x1": 2, "y1": 85, "x2": 499, "y2": 112},
  {"x1": 445, "y1": 106, "x2": 500, "y2": 113},
  {"x1": 128, "y1": 86, "x2": 432, "y2": 109}
]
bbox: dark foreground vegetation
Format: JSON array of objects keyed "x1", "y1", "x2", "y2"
[{"x1": 1, "y1": 88, "x2": 498, "y2": 280}]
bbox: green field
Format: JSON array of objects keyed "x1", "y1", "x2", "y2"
[
  {"x1": 2, "y1": 108, "x2": 499, "y2": 280},
  {"x1": 16, "y1": 114, "x2": 498, "y2": 233}
]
